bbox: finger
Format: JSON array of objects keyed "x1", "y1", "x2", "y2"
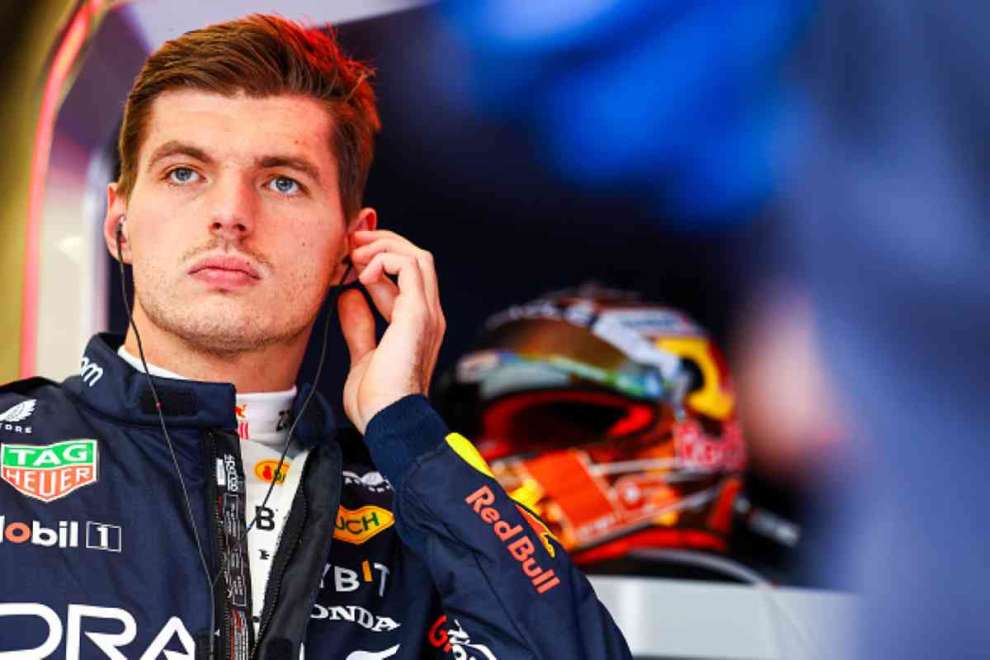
[
  {"x1": 358, "y1": 250, "x2": 446, "y2": 394},
  {"x1": 359, "y1": 252, "x2": 422, "y2": 292},
  {"x1": 362, "y1": 251, "x2": 444, "y2": 391},
  {"x1": 352, "y1": 237, "x2": 441, "y2": 316},
  {"x1": 364, "y1": 276, "x2": 399, "y2": 322},
  {"x1": 414, "y1": 248, "x2": 441, "y2": 318},
  {"x1": 349, "y1": 236, "x2": 416, "y2": 267},
  {"x1": 359, "y1": 252, "x2": 429, "y2": 322},
  {"x1": 337, "y1": 288, "x2": 377, "y2": 365},
  {"x1": 350, "y1": 229, "x2": 409, "y2": 247}
]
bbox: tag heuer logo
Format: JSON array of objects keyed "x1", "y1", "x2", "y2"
[
  {"x1": 334, "y1": 505, "x2": 394, "y2": 545},
  {"x1": 1, "y1": 440, "x2": 98, "y2": 502}
]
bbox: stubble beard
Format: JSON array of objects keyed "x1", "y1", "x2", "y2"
[
  {"x1": 136, "y1": 281, "x2": 312, "y2": 358},
  {"x1": 131, "y1": 237, "x2": 321, "y2": 358}
]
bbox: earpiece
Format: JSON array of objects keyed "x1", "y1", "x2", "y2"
[{"x1": 115, "y1": 216, "x2": 126, "y2": 250}]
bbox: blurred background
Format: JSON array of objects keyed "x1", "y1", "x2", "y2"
[{"x1": 1, "y1": 1, "x2": 986, "y2": 658}]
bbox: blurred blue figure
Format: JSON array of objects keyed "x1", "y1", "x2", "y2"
[
  {"x1": 785, "y1": 1, "x2": 990, "y2": 656},
  {"x1": 442, "y1": 0, "x2": 813, "y2": 224},
  {"x1": 443, "y1": 1, "x2": 990, "y2": 657}
]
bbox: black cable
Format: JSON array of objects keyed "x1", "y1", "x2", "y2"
[
  {"x1": 247, "y1": 261, "x2": 353, "y2": 532},
  {"x1": 116, "y1": 224, "x2": 216, "y2": 659}
]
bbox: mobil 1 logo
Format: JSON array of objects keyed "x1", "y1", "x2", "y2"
[
  {"x1": 86, "y1": 521, "x2": 122, "y2": 552},
  {"x1": 0, "y1": 517, "x2": 121, "y2": 552}
]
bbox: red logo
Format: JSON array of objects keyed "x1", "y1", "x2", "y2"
[
  {"x1": 254, "y1": 460, "x2": 289, "y2": 484},
  {"x1": 234, "y1": 404, "x2": 249, "y2": 440},
  {"x1": 675, "y1": 419, "x2": 745, "y2": 471},
  {"x1": 466, "y1": 485, "x2": 560, "y2": 594},
  {"x1": 427, "y1": 615, "x2": 452, "y2": 652}
]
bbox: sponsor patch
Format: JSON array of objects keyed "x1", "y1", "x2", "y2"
[
  {"x1": 427, "y1": 615, "x2": 453, "y2": 653},
  {"x1": 79, "y1": 356, "x2": 103, "y2": 387},
  {"x1": 254, "y1": 459, "x2": 289, "y2": 484},
  {"x1": 448, "y1": 618, "x2": 497, "y2": 660},
  {"x1": 466, "y1": 485, "x2": 560, "y2": 594},
  {"x1": 234, "y1": 404, "x2": 249, "y2": 440},
  {"x1": 1, "y1": 439, "x2": 98, "y2": 502},
  {"x1": 0, "y1": 604, "x2": 194, "y2": 658},
  {"x1": 0, "y1": 399, "x2": 35, "y2": 435},
  {"x1": 428, "y1": 615, "x2": 497, "y2": 659},
  {"x1": 321, "y1": 559, "x2": 390, "y2": 597},
  {"x1": 0, "y1": 516, "x2": 121, "y2": 552},
  {"x1": 342, "y1": 470, "x2": 392, "y2": 493},
  {"x1": 346, "y1": 645, "x2": 400, "y2": 660},
  {"x1": 334, "y1": 505, "x2": 394, "y2": 545},
  {"x1": 515, "y1": 504, "x2": 557, "y2": 558},
  {"x1": 311, "y1": 604, "x2": 400, "y2": 632}
]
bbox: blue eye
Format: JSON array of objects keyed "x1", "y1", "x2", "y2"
[
  {"x1": 167, "y1": 167, "x2": 199, "y2": 184},
  {"x1": 269, "y1": 176, "x2": 301, "y2": 195}
]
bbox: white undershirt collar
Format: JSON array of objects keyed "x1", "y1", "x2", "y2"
[{"x1": 116, "y1": 345, "x2": 296, "y2": 449}]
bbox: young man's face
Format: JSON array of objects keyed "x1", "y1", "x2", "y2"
[{"x1": 105, "y1": 90, "x2": 373, "y2": 354}]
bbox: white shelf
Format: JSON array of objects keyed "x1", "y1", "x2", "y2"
[{"x1": 588, "y1": 575, "x2": 858, "y2": 659}]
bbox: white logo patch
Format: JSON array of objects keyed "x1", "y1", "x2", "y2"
[
  {"x1": 311, "y1": 604, "x2": 400, "y2": 632},
  {"x1": 0, "y1": 399, "x2": 35, "y2": 435},
  {"x1": 0, "y1": 400, "x2": 36, "y2": 423},
  {"x1": 448, "y1": 619, "x2": 497, "y2": 660},
  {"x1": 342, "y1": 470, "x2": 392, "y2": 493},
  {"x1": 80, "y1": 357, "x2": 104, "y2": 387},
  {"x1": 346, "y1": 645, "x2": 400, "y2": 660}
]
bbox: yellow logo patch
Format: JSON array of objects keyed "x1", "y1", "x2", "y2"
[
  {"x1": 334, "y1": 505, "x2": 394, "y2": 544},
  {"x1": 254, "y1": 459, "x2": 289, "y2": 484}
]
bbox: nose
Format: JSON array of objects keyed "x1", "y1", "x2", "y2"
[{"x1": 208, "y1": 173, "x2": 256, "y2": 242}]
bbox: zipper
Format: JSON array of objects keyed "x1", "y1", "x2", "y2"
[
  {"x1": 251, "y1": 453, "x2": 313, "y2": 658},
  {"x1": 207, "y1": 428, "x2": 255, "y2": 660}
]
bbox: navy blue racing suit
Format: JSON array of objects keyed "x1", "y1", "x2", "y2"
[{"x1": 0, "y1": 334, "x2": 631, "y2": 659}]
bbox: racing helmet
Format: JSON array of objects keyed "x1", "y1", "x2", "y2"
[{"x1": 437, "y1": 285, "x2": 746, "y2": 565}]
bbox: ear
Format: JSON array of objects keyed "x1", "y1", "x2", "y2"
[
  {"x1": 336, "y1": 207, "x2": 377, "y2": 285},
  {"x1": 102, "y1": 182, "x2": 130, "y2": 264},
  {"x1": 349, "y1": 206, "x2": 377, "y2": 234}
]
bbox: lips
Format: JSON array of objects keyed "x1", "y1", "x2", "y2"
[{"x1": 188, "y1": 254, "x2": 261, "y2": 289}]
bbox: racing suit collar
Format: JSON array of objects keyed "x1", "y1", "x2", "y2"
[{"x1": 64, "y1": 333, "x2": 337, "y2": 446}]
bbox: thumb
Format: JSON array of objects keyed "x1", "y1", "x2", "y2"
[{"x1": 338, "y1": 288, "x2": 376, "y2": 365}]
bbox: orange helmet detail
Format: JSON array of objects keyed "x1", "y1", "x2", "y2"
[{"x1": 438, "y1": 285, "x2": 747, "y2": 565}]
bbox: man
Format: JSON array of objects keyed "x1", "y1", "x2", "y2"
[{"x1": 0, "y1": 14, "x2": 631, "y2": 660}]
